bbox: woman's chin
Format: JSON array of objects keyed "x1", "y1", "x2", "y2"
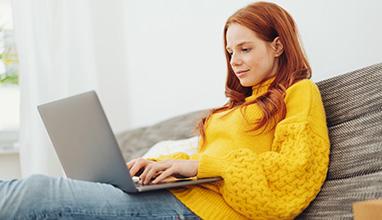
[{"x1": 239, "y1": 80, "x2": 251, "y2": 87}]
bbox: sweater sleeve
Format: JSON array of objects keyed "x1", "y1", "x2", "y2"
[
  {"x1": 145, "y1": 152, "x2": 190, "y2": 162},
  {"x1": 197, "y1": 80, "x2": 330, "y2": 219}
]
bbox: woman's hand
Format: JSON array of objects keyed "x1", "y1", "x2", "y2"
[
  {"x1": 126, "y1": 158, "x2": 199, "y2": 185},
  {"x1": 126, "y1": 158, "x2": 155, "y2": 177}
]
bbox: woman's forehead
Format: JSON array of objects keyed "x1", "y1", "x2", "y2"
[{"x1": 226, "y1": 24, "x2": 260, "y2": 49}]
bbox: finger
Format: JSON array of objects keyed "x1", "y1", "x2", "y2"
[
  {"x1": 126, "y1": 159, "x2": 137, "y2": 170},
  {"x1": 126, "y1": 159, "x2": 137, "y2": 169},
  {"x1": 140, "y1": 163, "x2": 163, "y2": 185},
  {"x1": 152, "y1": 168, "x2": 174, "y2": 184},
  {"x1": 129, "y1": 159, "x2": 146, "y2": 176},
  {"x1": 129, "y1": 164, "x2": 140, "y2": 177},
  {"x1": 139, "y1": 161, "x2": 157, "y2": 177},
  {"x1": 142, "y1": 163, "x2": 170, "y2": 185},
  {"x1": 138, "y1": 163, "x2": 153, "y2": 183},
  {"x1": 143, "y1": 166, "x2": 163, "y2": 185}
]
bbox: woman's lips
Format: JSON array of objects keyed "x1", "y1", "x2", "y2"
[{"x1": 235, "y1": 70, "x2": 249, "y2": 77}]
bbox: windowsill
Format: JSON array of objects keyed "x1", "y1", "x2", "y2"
[
  {"x1": 0, "y1": 129, "x2": 19, "y2": 155},
  {"x1": 0, "y1": 146, "x2": 19, "y2": 155}
]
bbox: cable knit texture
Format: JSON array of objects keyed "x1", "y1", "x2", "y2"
[{"x1": 151, "y1": 77, "x2": 330, "y2": 220}]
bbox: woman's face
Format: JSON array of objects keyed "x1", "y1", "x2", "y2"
[{"x1": 226, "y1": 23, "x2": 281, "y2": 87}]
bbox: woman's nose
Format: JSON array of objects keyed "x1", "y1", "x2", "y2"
[{"x1": 230, "y1": 53, "x2": 242, "y2": 66}]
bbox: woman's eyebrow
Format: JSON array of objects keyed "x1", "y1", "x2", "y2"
[{"x1": 226, "y1": 41, "x2": 252, "y2": 51}]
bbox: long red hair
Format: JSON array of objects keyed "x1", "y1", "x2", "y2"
[{"x1": 195, "y1": 1, "x2": 311, "y2": 147}]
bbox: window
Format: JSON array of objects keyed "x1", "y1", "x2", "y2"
[{"x1": 0, "y1": 0, "x2": 20, "y2": 152}]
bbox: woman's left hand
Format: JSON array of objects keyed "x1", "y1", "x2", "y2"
[{"x1": 139, "y1": 160, "x2": 199, "y2": 185}]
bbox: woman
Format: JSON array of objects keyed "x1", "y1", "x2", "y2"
[{"x1": 0, "y1": 2, "x2": 330, "y2": 219}]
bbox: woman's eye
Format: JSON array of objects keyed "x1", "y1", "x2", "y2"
[{"x1": 242, "y1": 48, "x2": 251, "y2": 53}]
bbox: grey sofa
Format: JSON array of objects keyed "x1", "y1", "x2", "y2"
[{"x1": 116, "y1": 63, "x2": 382, "y2": 219}]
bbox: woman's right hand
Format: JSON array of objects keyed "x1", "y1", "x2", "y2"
[{"x1": 126, "y1": 158, "x2": 155, "y2": 177}]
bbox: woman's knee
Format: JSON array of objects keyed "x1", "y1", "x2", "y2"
[
  {"x1": 24, "y1": 174, "x2": 53, "y2": 187},
  {"x1": 21, "y1": 174, "x2": 56, "y2": 198},
  {"x1": 0, "y1": 174, "x2": 56, "y2": 219}
]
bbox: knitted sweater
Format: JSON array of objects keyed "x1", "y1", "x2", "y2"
[{"x1": 152, "y1": 77, "x2": 330, "y2": 220}]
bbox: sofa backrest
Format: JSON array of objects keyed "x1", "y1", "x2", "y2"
[
  {"x1": 298, "y1": 63, "x2": 382, "y2": 219},
  {"x1": 317, "y1": 63, "x2": 382, "y2": 180}
]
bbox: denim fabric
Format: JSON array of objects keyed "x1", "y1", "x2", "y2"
[{"x1": 0, "y1": 175, "x2": 200, "y2": 220}]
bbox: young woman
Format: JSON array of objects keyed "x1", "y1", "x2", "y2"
[{"x1": 0, "y1": 2, "x2": 330, "y2": 219}]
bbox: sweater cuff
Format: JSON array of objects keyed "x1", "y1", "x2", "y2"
[{"x1": 197, "y1": 154, "x2": 227, "y2": 178}]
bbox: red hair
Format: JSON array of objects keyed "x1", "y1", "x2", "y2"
[{"x1": 195, "y1": 1, "x2": 311, "y2": 147}]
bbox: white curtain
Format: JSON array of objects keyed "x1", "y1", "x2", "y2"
[{"x1": 11, "y1": 0, "x2": 129, "y2": 177}]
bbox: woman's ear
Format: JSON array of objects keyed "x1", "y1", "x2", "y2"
[{"x1": 271, "y1": 37, "x2": 284, "y2": 57}]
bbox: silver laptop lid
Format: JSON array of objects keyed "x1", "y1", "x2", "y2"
[{"x1": 38, "y1": 91, "x2": 138, "y2": 193}]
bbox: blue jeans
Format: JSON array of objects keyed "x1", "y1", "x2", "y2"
[{"x1": 0, "y1": 175, "x2": 200, "y2": 219}]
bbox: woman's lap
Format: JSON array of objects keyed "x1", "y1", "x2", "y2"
[{"x1": 0, "y1": 174, "x2": 199, "y2": 219}]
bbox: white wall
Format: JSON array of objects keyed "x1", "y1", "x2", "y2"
[
  {"x1": 122, "y1": 0, "x2": 249, "y2": 130},
  {"x1": 272, "y1": 0, "x2": 382, "y2": 81},
  {"x1": 119, "y1": 0, "x2": 382, "y2": 131},
  {"x1": 3, "y1": 0, "x2": 381, "y2": 133}
]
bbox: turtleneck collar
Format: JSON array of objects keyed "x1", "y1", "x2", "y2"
[{"x1": 245, "y1": 76, "x2": 276, "y2": 102}]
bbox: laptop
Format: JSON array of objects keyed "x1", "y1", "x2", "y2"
[{"x1": 37, "y1": 91, "x2": 222, "y2": 193}]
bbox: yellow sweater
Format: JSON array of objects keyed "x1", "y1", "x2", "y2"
[{"x1": 152, "y1": 77, "x2": 330, "y2": 219}]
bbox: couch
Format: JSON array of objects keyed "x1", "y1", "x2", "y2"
[{"x1": 116, "y1": 63, "x2": 382, "y2": 219}]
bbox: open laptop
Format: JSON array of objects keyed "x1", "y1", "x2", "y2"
[{"x1": 37, "y1": 91, "x2": 221, "y2": 193}]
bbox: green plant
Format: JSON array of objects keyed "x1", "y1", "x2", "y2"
[
  {"x1": 0, "y1": 71, "x2": 19, "y2": 85},
  {"x1": 0, "y1": 26, "x2": 19, "y2": 86}
]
